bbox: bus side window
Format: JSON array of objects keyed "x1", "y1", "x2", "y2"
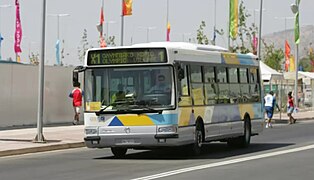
[{"x1": 178, "y1": 65, "x2": 192, "y2": 106}]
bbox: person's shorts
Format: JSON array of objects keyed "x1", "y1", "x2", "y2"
[
  {"x1": 265, "y1": 106, "x2": 274, "y2": 118},
  {"x1": 74, "y1": 107, "x2": 80, "y2": 114},
  {"x1": 287, "y1": 107, "x2": 294, "y2": 114}
]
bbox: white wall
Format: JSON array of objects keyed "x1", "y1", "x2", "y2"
[{"x1": 0, "y1": 63, "x2": 81, "y2": 127}]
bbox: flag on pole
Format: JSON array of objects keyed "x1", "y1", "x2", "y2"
[
  {"x1": 212, "y1": 29, "x2": 217, "y2": 45},
  {"x1": 0, "y1": 33, "x2": 3, "y2": 48},
  {"x1": 122, "y1": 0, "x2": 133, "y2": 16},
  {"x1": 100, "y1": 6, "x2": 104, "y2": 34},
  {"x1": 294, "y1": 0, "x2": 301, "y2": 44},
  {"x1": 252, "y1": 35, "x2": 258, "y2": 55},
  {"x1": 14, "y1": 0, "x2": 22, "y2": 54},
  {"x1": 98, "y1": 1, "x2": 106, "y2": 48},
  {"x1": 294, "y1": 12, "x2": 300, "y2": 44},
  {"x1": 285, "y1": 40, "x2": 291, "y2": 72},
  {"x1": 166, "y1": 22, "x2": 171, "y2": 41},
  {"x1": 290, "y1": 55, "x2": 295, "y2": 72},
  {"x1": 55, "y1": 40, "x2": 60, "y2": 65},
  {"x1": 229, "y1": 0, "x2": 238, "y2": 39}
]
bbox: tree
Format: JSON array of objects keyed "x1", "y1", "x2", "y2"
[
  {"x1": 299, "y1": 43, "x2": 314, "y2": 72},
  {"x1": 106, "y1": 35, "x2": 116, "y2": 47},
  {"x1": 29, "y1": 52, "x2": 40, "y2": 65},
  {"x1": 196, "y1": 21, "x2": 209, "y2": 45},
  {"x1": 77, "y1": 29, "x2": 91, "y2": 64},
  {"x1": 262, "y1": 40, "x2": 284, "y2": 71}
]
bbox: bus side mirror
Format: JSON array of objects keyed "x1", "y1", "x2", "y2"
[
  {"x1": 174, "y1": 62, "x2": 185, "y2": 81},
  {"x1": 73, "y1": 72, "x2": 79, "y2": 87},
  {"x1": 72, "y1": 66, "x2": 86, "y2": 86},
  {"x1": 178, "y1": 67, "x2": 185, "y2": 81}
]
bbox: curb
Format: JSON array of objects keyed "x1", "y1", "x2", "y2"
[{"x1": 0, "y1": 142, "x2": 85, "y2": 157}]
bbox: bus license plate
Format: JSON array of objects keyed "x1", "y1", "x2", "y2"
[{"x1": 121, "y1": 139, "x2": 135, "y2": 144}]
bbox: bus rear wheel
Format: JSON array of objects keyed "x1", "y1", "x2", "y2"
[
  {"x1": 111, "y1": 147, "x2": 127, "y2": 158},
  {"x1": 228, "y1": 116, "x2": 251, "y2": 148}
]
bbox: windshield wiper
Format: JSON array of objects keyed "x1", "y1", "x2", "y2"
[
  {"x1": 95, "y1": 104, "x2": 163, "y2": 115},
  {"x1": 95, "y1": 105, "x2": 110, "y2": 116}
]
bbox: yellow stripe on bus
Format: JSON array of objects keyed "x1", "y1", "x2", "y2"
[{"x1": 117, "y1": 115, "x2": 155, "y2": 126}]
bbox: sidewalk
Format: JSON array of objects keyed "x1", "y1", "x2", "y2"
[
  {"x1": 0, "y1": 125, "x2": 85, "y2": 157},
  {"x1": 269, "y1": 110, "x2": 314, "y2": 123}
]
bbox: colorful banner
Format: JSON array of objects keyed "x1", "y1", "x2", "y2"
[
  {"x1": 99, "y1": 1, "x2": 106, "y2": 47},
  {"x1": 122, "y1": 0, "x2": 133, "y2": 16},
  {"x1": 294, "y1": 0, "x2": 301, "y2": 44},
  {"x1": 55, "y1": 40, "x2": 60, "y2": 65},
  {"x1": 229, "y1": 0, "x2": 238, "y2": 39},
  {"x1": 14, "y1": 0, "x2": 22, "y2": 53},
  {"x1": 100, "y1": 1, "x2": 104, "y2": 35},
  {"x1": 290, "y1": 55, "x2": 295, "y2": 72},
  {"x1": 166, "y1": 22, "x2": 171, "y2": 42},
  {"x1": 0, "y1": 33, "x2": 3, "y2": 48},
  {"x1": 252, "y1": 35, "x2": 258, "y2": 55},
  {"x1": 285, "y1": 40, "x2": 291, "y2": 72}
]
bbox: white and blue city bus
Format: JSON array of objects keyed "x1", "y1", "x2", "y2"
[{"x1": 73, "y1": 42, "x2": 264, "y2": 158}]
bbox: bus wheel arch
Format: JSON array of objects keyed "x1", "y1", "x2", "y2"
[{"x1": 227, "y1": 113, "x2": 251, "y2": 148}]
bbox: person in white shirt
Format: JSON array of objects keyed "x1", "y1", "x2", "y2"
[{"x1": 264, "y1": 91, "x2": 277, "y2": 128}]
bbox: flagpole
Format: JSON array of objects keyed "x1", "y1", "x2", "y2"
[
  {"x1": 212, "y1": 0, "x2": 217, "y2": 45},
  {"x1": 121, "y1": 0, "x2": 124, "y2": 46},
  {"x1": 166, "y1": 0, "x2": 169, "y2": 41},
  {"x1": 257, "y1": 0, "x2": 263, "y2": 61}
]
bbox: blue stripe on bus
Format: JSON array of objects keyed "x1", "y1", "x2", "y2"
[{"x1": 148, "y1": 114, "x2": 178, "y2": 125}]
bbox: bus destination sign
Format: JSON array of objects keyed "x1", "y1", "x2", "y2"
[{"x1": 87, "y1": 48, "x2": 167, "y2": 65}]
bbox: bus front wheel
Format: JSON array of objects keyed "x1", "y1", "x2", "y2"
[
  {"x1": 192, "y1": 122, "x2": 204, "y2": 155},
  {"x1": 111, "y1": 147, "x2": 127, "y2": 158}
]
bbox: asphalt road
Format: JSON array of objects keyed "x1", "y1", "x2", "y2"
[{"x1": 1, "y1": 121, "x2": 314, "y2": 180}]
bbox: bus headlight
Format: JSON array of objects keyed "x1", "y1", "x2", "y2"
[
  {"x1": 157, "y1": 126, "x2": 177, "y2": 133},
  {"x1": 85, "y1": 128, "x2": 98, "y2": 135}
]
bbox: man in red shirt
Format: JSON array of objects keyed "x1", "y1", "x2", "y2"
[{"x1": 69, "y1": 82, "x2": 83, "y2": 125}]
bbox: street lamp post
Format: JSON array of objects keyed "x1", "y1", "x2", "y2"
[
  {"x1": 0, "y1": 4, "x2": 12, "y2": 60},
  {"x1": 138, "y1": 26, "x2": 156, "y2": 43},
  {"x1": 105, "y1": 21, "x2": 117, "y2": 41},
  {"x1": 274, "y1": 17, "x2": 294, "y2": 41},
  {"x1": 34, "y1": 0, "x2": 47, "y2": 143},
  {"x1": 48, "y1": 13, "x2": 70, "y2": 65},
  {"x1": 257, "y1": 0, "x2": 263, "y2": 61},
  {"x1": 291, "y1": 0, "x2": 300, "y2": 108}
]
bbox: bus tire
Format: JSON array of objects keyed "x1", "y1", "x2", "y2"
[
  {"x1": 228, "y1": 116, "x2": 251, "y2": 148},
  {"x1": 192, "y1": 121, "x2": 204, "y2": 155},
  {"x1": 111, "y1": 147, "x2": 127, "y2": 158}
]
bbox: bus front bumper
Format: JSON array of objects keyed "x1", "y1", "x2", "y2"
[{"x1": 84, "y1": 133, "x2": 179, "y2": 149}]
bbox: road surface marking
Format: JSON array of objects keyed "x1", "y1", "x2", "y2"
[{"x1": 131, "y1": 144, "x2": 314, "y2": 180}]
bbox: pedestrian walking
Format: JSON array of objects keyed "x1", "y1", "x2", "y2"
[
  {"x1": 69, "y1": 82, "x2": 83, "y2": 125},
  {"x1": 264, "y1": 91, "x2": 278, "y2": 128},
  {"x1": 287, "y1": 91, "x2": 296, "y2": 124}
]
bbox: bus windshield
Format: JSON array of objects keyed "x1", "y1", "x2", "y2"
[{"x1": 84, "y1": 66, "x2": 174, "y2": 112}]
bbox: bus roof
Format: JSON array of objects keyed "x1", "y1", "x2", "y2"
[{"x1": 131, "y1": 42, "x2": 229, "y2": 52}]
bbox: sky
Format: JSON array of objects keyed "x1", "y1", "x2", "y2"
[{"x1": 0, "y1": 0, "x2": 314, "y2": 66}]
